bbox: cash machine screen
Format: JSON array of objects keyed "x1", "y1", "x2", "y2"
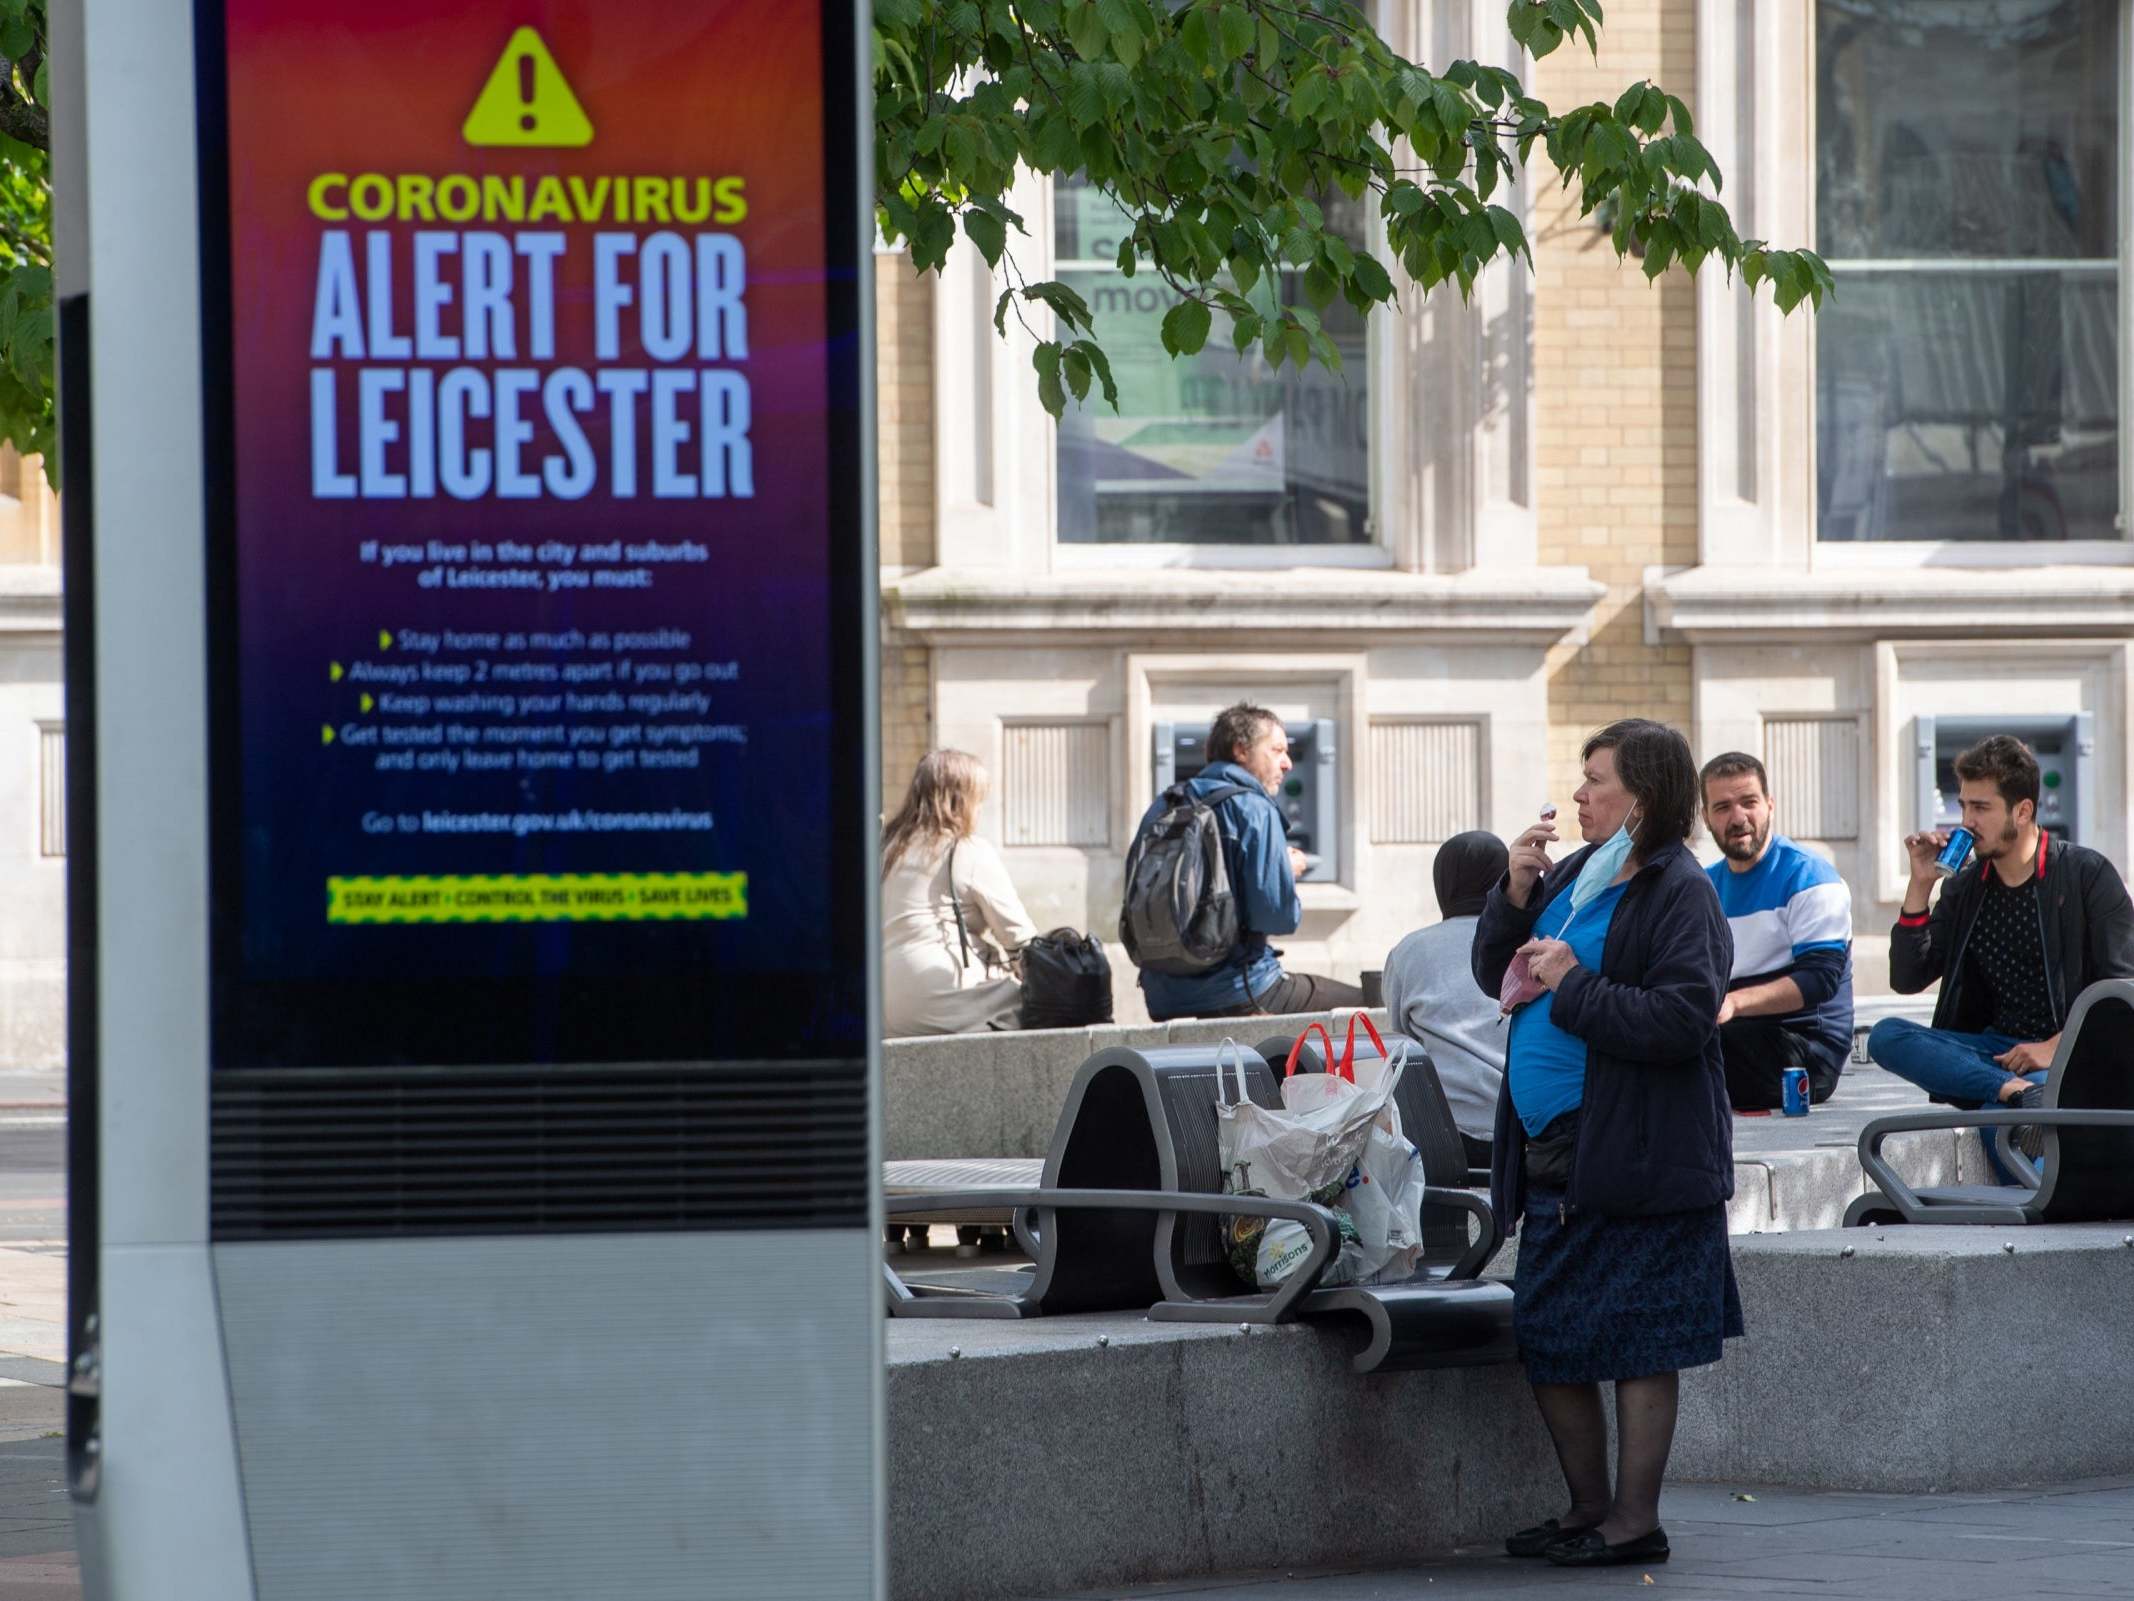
[{"x1": 198, "y1": 1, "x2": 868, "y2": 1065}]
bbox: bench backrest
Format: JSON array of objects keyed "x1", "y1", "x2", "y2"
[
  {"x1": 1038, "y1": 1044, "x2": 1281, "y2": 1311},
  {"x1": 2037, "y1": 980, "x2": 2134, "y2": 1221}
]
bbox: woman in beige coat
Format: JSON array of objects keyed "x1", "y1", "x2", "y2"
[{"x1": 880, "y1": 750, "x2": 1039, "y2": 1036}]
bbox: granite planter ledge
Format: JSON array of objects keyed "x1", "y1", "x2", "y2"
[
  {"x1": 1677, "y1": 1223, "x2": 2134, "y2": 1492},
  {"x1": 886, "y1": 1225, "x2": 2134, "y2": 1599},
  {"x1": 886, "y1": 1312, "x2": 1557, "y2": 1601}
]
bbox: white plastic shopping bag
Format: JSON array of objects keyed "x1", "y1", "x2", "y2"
[
  {"x1": 1333, "y1": 1014, "x2": 1428, "y2": 1281},
  {"x1": 1215, "y1": 1024, "x2": 1417, "y2": 1289},
  {"x1": 1216, "y1": 1034, "x2": 1387, "y2": 1206},
  {"x1": 1344, "y1": 1118, "x2": 1428, "y2": 1281}
]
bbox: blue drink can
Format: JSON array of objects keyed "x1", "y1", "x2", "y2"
[
  {"x1": 1781, "y1": 1066, "x2": 1811, "y2": 1117},
  {"x1": 1932, "y1": 826, "x2": 1976, "y2": 878}
]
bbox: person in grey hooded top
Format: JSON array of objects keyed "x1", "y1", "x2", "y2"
[{"x1": 1382, "y1": 830, "x2": 1510, "y2": 1169}]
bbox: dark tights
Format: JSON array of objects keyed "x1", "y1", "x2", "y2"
[{"x1": 1529, "y1": 1371, "x2": 1679, "y2": 1543}]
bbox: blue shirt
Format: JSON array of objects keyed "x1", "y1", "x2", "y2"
[
  {"x1": 1507, "y1": 880, "x2": 1627, "y2": 1136},
  {"x1": 1705, "y1": 835, "x2": 1854, "y2": 1072},
  {"x1": 1133, "y1": 762, "x2": 1301, "y2": 1017}
]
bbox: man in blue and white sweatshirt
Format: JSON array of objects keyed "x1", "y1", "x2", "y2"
[{"x1": 1700, "y1": 752, "x2": 1854, "y2": 1109}]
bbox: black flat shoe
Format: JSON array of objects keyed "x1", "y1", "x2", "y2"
[
  {"x1": 1505, "y1": 1519, "x2": 1595, "y2": 1558},
  {"x1": 1545, "y1": 1527, "x2": 1670, "y2": 1567}
]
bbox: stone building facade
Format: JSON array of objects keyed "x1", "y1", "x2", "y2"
[
  {"x1": 0, "y1": 450, "x2": 62, "y2": 1064},
  {"x1": 874, "y1": 0, "x2": 2134, "y2": 1022}
]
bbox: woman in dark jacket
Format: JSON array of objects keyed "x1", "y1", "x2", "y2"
[{"x1": 1471, "y1": 719, "x2": 1739, "y2": 1569}]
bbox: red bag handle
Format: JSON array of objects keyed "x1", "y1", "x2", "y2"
[
  {"x1": 1340, "y1": 1011, "x2": 1387, "y2": 1077},
  {"x1": 1281, "y1": 1023, "x2": 1338, "y2": 1079}
]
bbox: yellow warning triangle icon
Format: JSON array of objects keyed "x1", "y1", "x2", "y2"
[{"x1": 462, "y1": 28, "x2": 593, "y2": 147}]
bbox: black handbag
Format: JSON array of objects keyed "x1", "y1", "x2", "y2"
[
  {"x1": 1522, "y1": 1110, "x2": 1581, "y2": 1191},
  {"x1": 1017, "y1": 928, "x2": 1115, "y2": 1030}
]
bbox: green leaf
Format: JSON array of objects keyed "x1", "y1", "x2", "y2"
[
  {"x1": 1302, "y1": 262, "x2": 1337, "y2": 310},
  {"x1": 1066, "y1": 1, "x2": 1108, "y2": 61},
  {"x1": 1636, "y1": 85, "x2": 1667, "y2": 136},
  {"x1": 1072, "y1": 340, "x2": 1120, "y2": 408},
  {"x1": 1161, "y1": 296, "x2": 1213, "y2": 355},
  {"x1": 1665, "y1": 93, "x2": 1693, "y2": 137},
  {"x1": 1063, "y1": 346, "x2": 1093, "y2": 402},
  {"x1": 1485, "y1": 204, "x2": 1529, "y2": 263},
  {"x1": 1231, "y1": 312, "x2": 1261, "y2": 353},
  {"x1": 1064, "y1": 64, "x2": 1108, "y2": 128},
  {"x1": 1228, "y1": 253, "x2": 1259, "y2": 295},
  {"x1": 961, "y1": 208, "x2": 1006, "y2": 266},
  {"x1": 1292, "y1": 70, "x2": 1330, "y2": 124},
  {"x1": 1033, "y1": 342, "x2": 1066, "y2": 418},
  {"x1": 1032, "y1": 112, "x2": 1080, "y2": 170},
  {"x1": 1218, "y1": 5, "x2": 1255, "y2": 64},
  {"x1": 1683, "y1": 133, "x2": 1722, "y2": 193},
  {"x1": 1348, "y1": 252, "x2": 1395, "y2": 302},
  {"x1": 1430, "y1": 81, "x2": 1471, "y2": 142},
  {"x1": 1446, "y1": 209, "x2": 1485, "y2": 257},
  {"x1": 1179, "y1": 7, "x2": 1214, "y2": 67},
  {"x1": 1641, "y1": 226, "x2": 1677, "y2": 281}
]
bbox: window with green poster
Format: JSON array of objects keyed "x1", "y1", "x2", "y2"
[{"x1": 1053, "y1": 177, "x2": 1373, "y2": 547}]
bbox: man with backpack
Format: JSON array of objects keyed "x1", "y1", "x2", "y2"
[{"x1": 1122, "y1": 703, "x2": 1365, "y2": 1021}]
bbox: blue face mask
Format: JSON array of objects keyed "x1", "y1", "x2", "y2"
[{"x1": 1569, "y1": 820, "x2": 1636, "y2": 909}]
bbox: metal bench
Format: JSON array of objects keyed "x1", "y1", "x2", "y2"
[
  {"x1": 884, "y1": 1040, "x2": 1514, "y2": 1373},
  {"x1": 1845, "y1": 978, "x2": 2134, "y2": 1227}
]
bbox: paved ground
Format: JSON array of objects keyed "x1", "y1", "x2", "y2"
[
  {"x1": 1034, "y1": 1476, "x2": 2134, "y2": 1600},
  {"x1": 0, "y1": 1102, "x2": 74, "y2": 1600}
]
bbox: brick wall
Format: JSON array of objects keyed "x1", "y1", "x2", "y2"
[
  {"x1": 1530, "y1": 0, "x2": 1698, "y2": 777},
  {"x1": 0, "y1": 448, "x2": 58, "y2": 567},
  {"x1": 876, "y1": 252, "x2": 936, "y2": 811},
  {"x1": 876, "y1": 252, "x2": 937, "y2": 574}
]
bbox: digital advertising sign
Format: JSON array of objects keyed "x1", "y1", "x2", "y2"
[{"x1": 199, "y1": 2, "x2": 869, "y2": 1066}]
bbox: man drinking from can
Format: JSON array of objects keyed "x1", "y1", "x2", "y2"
[{"x1": 1869, "y1": 735, "x2": 2134, "y2": 1182}]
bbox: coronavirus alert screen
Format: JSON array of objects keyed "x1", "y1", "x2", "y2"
[{"x1": 202, "y1": 3, "x2": 868, "y2": 1066}]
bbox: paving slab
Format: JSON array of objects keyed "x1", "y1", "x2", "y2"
[{"x1": 1027, "y1": 1476, "x2": 2134, "y2": 1601}]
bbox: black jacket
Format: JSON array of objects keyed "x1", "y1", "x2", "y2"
[
  {"x1": 1472, "y1": 839, "x2": 1735, "y2": 1228},
  {"x1": 1889, "y1": 831, "x2": 2134, "y2": 1037}
]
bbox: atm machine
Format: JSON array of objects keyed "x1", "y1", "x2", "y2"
[
  {"x1": 62, "y1": 4, "x2": 882, "y2": 1596},
  {"x1": 1153, "y1": 718, "x2": 1341, "y2": 881},
  {"x1": 1914, "y1": 714, "x2": 2094, "y2": 844}
]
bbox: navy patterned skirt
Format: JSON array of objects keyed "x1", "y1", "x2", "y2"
[{"x1": 1513, "y1": 1186, "x2": 1745, "y2": 1385}]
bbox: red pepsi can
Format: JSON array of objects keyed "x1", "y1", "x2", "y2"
[{"x1": 1781, "y1": 1066, "x2": 1811, "y2": 1117}]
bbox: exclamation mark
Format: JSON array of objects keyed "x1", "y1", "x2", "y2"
[{"x1": 518, "y1": 51, "x2": 537, "y2": 132}]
